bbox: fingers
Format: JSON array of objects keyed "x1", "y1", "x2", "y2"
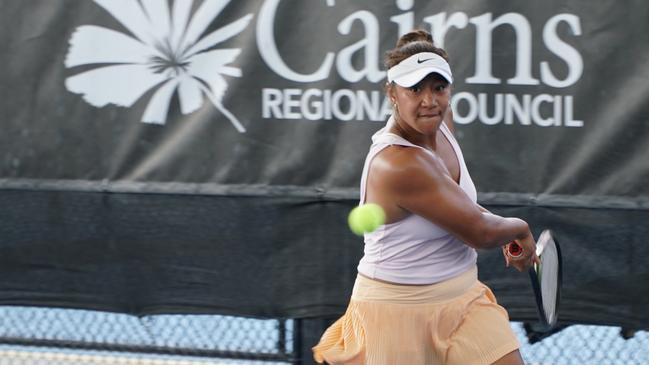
[
  {"x1": 503, "y1": 233, "x2": 539, "y2": 272},
  {"x1": 523, "y1": 253, "x2": 540, "y2": 271},
  {"x1": 503, "y1": 243, "x2": 538, "y2": 272},
  {"x1": 503, "y1": 241, "x2": 529, "y2": 270},
  {"x1": 510, "y1": 260, "x2": 526, "y2": 272},
  {"x1": 502, "y1": 246, "x2": 511, "y2": 267},
  {"x1": 513, "y1": 258, "x2": 533, "y2": 272}
]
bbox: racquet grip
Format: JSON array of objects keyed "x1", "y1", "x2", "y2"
[{"x1": 506, "y1": 242, "x2": 524, "y2": 258}]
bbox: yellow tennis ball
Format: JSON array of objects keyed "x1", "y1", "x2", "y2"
[{"x1": 348, "y1": 203, "x2": 386, "y2": 236}]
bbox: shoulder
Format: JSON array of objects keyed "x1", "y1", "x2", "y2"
[{"x1": 370, "y1": 145, "x2": 448, "y2": 193}]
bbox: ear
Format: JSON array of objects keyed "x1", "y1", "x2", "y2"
[{"x1": 386, "y1": 83, "x2": 397, "y2": 103}]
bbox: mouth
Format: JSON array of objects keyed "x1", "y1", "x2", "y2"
[{"x1": 418, "y1": 112, "x2": 441, "y2": 119}]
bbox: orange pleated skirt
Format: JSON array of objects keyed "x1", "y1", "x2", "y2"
[{"x1": 312, "y1": 267, "x2": 519, "y2": 365}]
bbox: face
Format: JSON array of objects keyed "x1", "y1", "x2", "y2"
[{"x1": 389, "y1": 73, "x2": 451, "y2": 136}]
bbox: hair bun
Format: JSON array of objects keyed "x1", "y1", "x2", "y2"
[
  {"x1": 396, "y1": 29, "x2": 434, "y2": 48},
  {"x1": 385, "y1": 29, "x2": 448, "y2": 69}
]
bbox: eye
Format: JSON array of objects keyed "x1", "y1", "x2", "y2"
[
  {"x1": 435, "y1": 83, "x2": 448, "y2": 92},
  {"x1": 409, "y1": 84, "x2": 421, "y2": 93}
]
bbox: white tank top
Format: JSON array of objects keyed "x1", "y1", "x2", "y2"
[{"x1": 357, "y1": 117, "x2": 478, "y2": 284}]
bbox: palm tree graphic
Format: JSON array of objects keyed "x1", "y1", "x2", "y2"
[{"x1": 65, "y1": 0, "x2": 252, "y2": 132}]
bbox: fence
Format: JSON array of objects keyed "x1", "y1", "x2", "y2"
[
  {"x1": 0, "y1": 306, "x2": 299, "y2": 364},
  {"x1": 0, "y1": 306, "x2": 647, "y2": 365}
]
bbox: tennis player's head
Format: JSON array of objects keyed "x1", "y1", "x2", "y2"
[{"x1": 385, "y1": 30, "x2": 452, "y2": 134}]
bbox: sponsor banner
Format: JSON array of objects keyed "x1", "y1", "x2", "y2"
[
  {"x1": 1, "y1": 0, "x2": 648, "y2": 327},
  {"x1": 2, "y1": 0, "x2": 648, "y2": 201}
]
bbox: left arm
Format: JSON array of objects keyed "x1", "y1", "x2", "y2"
[{"x1": 445, "y1": 104, "x2": 537, "y2": 270}]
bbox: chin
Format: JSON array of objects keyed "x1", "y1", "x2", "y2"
[
  {"x1": 418, "y1": 117, "x2": 442, "y2": 126},
  {"x1": 417, "y1": 121, "x2": 441, "y2": 134}
]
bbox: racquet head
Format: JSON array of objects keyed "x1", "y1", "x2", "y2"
[{"x1": 529, "y1": 229, "x2": 562, "y2": 330}]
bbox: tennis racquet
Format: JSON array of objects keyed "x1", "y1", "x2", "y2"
[{"x1": 507, "y1": 229, "x2": 562, "y2": 331}]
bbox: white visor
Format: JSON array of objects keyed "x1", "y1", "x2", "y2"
[{"x1": 387, "y1": 52, "x2": 453, "y2": 87}]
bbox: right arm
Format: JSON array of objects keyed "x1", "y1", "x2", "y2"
[{"x1": 368, "y1": 146, "x2": 537, "y2": 267}]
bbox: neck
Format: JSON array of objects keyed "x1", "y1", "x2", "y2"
[{"x1": 389, "y1": 114, "x2": 438, "y2": 151}]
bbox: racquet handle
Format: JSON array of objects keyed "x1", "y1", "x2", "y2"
[{"x1": 506, "y1": 242, "x2": 524, "y2": 258}]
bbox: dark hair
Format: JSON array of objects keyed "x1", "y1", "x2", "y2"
[{"x1": 385, "y1": 29, "x2": 449, "y2": 69}]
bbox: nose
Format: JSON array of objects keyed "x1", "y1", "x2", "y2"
[{"x1": 421, "y1": 87, "x2": 438, "y2": 107}]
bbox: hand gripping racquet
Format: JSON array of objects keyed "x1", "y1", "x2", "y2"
[{"x1": 508, "y1": 229, "x2": 562, "y2": 330}]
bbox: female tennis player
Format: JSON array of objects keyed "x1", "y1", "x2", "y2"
[{"x1": 312, "y1": 30, "x2": 539, "y2": 365}]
